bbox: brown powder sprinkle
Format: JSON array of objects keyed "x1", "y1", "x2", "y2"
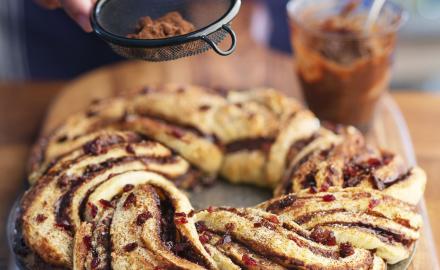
[{"x1": 127, "y1": 12, "x2": 195, "y2": 40}]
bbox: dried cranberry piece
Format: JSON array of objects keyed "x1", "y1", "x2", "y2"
[
  {"x1": 123, "y1": 193, "x2": 137, "y2": 209},
  {"x1": 175, "y1": 216, "x2": 188, "y2": 224},
  {"x1": 85, "y1": 164, "x2": 101, "y2": 174},
  {"x1": 225, "y1": 222, "x2": 235, "y2": 231},
  {"x1": 136, "y1": 211, "x2": 152, "y2": 226},
  {"x1": 125, "y1": 144, "x2": 136, "y2": 154},
  {"x1": 266, "y1": 194, "x2": 296, "y2": 212},
  {"x1": 367, "y1": 158, "x2": 382, "y2": 168},
  {"x1": 56, "y1": 219, "x2": 73, "y2": 231},
  {"x1": 343, "y1": 166, "x2": 357, "y2": 179},
  {"x1": 123, "y1": 184, "x2": 135, "y2": 192},
  {"x1": 310, "y1": 227, "x2": 337, "y2": 246},
  {"x1": 322, "y1": 194, "x2": 336, "y2": 202},
  {"x1": 123, "y1": 242, "x2": 138, "y2": 252},
  {"x1": 88, "y1": 203, "x2": 98, "y2": 218},
  {"x1": 174, "y1": 212, "x2": 187, "y2": 217},
  {"x1": 253, "y1": 222, "x2": 262, "y2": 228},
  {"x1": 35, "y1": 214, "x2": 47, "y2": 223},
  {"x1": 195, "y1": 221, "x2": 208, "y2": 233},
  {"x1": 207, "y1": 206, "x2": 215, "y2": 213},
  {"x1": 309, "y1": 186, "x2": 318, "y2": 194},
  {"x1": 83, "y1": 236, "x2": 92, "y2": 250},
  {"x1": 83, "y1": 140, "x2": 104, "y2": 156},
  {"x1": 368, "y1": 199, "x2": 381, "y2": 209},
  {"x1": 99, "y1": 199, "x2": 113, "y2": 209},
  {"x1": 339, "y1": 242, "x2": 355, "y2": 258},
  {"x1": 242, "y1": 254, "x2": 257, "y2": 266},
  {"x1": 320, "y1": 182, "x2": 330, "y2": 192},
  {"x1": 168, "y1": 128, "x2": 185, "y2": 139},
  {"x1": 261, "y1": 219, "x2": 276, "y2": 230},
  {"x1": 265, "y1": 215, "x2": 280, "y2": 224},
  {"x1": 199, "y1": 232, "x2": 212, "y2": 244},
  {"x1": 91, "y1": 256, "x2": 100, "y2": 269}
]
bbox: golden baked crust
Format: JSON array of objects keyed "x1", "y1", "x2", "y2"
[
  {"x1": 274, "y1": 125, "x2": 426, "y2": 205},
  {"x1": 27, "y1": 84, "x2": 426, "y2": 204},
  {"x1": 19, "y1": 152, "x2": 391, "y2": 269},
  {"x1": 16, "y1": 84, "x2": 426, "y2": 269},
  {"x1": 259, "y1": 187, "x2": 421, "y2": 264}
]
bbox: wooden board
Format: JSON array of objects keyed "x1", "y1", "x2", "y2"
[{"x1": 38, "y1": 57, "x2": 439, "y2": 270}]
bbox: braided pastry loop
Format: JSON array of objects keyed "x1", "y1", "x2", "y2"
[
  {"x1": 28, "y1": 85, "x2": 425, "y2": 204},
  {"x1": 15, "y1": 85, "x2": 425, "y2": 269}
]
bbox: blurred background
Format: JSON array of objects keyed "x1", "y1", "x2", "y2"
[{"x1": 1, "y1": 0, "x2": 440, "y2": 91}]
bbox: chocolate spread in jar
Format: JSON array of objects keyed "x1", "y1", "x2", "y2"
[
  {"x1": 290, "y1": 2, "x2": 399, "y2": 130},
  {"x1": 127, "y1": 11, "x2": 195, "y2": 39}
]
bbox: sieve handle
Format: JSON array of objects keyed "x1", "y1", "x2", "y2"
[{"x1": 202, "y1": 24, "x2": 237, "y2": 56}]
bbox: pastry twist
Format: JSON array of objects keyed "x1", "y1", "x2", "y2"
[
  {"x1": 15, "y1": 85, "x2": 425, "y2": 269},
  {"x1": 17, "y1": 131, "x2": 392, "y2": 269},
  {"x1": 28, "y1": 84, "x2": 425, "y2": 204}
]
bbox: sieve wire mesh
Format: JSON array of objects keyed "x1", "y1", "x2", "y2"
[{"x1": 92, "y1": 0, "x2": 239, "y2": 61}]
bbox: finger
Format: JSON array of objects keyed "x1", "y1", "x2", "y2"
[
  {"x1": 34, "y1": 0, "x2": 61, "y2": 9},
  {"x1": 59, "y1": 0, "x2": 95, "y2": 32}
]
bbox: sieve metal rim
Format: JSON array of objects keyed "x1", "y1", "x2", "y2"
[{"x1": 91, "y1": 0, "x2": 240, "y2": 49}]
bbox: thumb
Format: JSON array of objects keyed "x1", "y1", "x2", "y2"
[{"x1": 59, "y1": 0, "x2": 96, "y2": 32}]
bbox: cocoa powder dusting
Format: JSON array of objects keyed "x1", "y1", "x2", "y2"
[{"x1": 127, "y1": 12, "x2": 195, "y2": 39}]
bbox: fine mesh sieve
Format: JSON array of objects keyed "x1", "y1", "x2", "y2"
[{"x1": 91, "y1": 0, "x2": 241, "y2": 61}]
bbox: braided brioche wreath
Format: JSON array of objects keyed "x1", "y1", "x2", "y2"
[{"x1": 14, "y1": 84, "x2": 426, "y2": 270}]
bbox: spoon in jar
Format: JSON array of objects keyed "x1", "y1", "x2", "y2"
[{"x1": 364, "y1": 0, "x2": 386, "y2": 32}]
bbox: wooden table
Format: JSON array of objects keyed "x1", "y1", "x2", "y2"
[{"x1": 1, "y1": 1, "x2": 439, "y2": 268}]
